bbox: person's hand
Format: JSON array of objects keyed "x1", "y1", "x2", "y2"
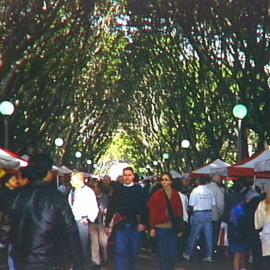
[
  {"x1": 150, "y1": 229, "x2": 156, "y2": 238},
  {"x1": 220, "y1": 221, "x2": 227, "y2": 229},
  {"x1": 137, "y1": 224, "x2": 145, "y2": 232},
  {"x1": 104, "y1": 227, "x2": 112, "y2": 236},
  {"x1": 177, "y1": 232, "x2": 183, "y2": 238},
  {"x1": 80, "y1": 218, "x2": 89, "y2": 224}
]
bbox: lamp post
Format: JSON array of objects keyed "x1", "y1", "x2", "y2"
[
  {"x1": 233, "y1": 104, "x2": 247, "y2": 162},
  {"x1": 54, "y1": 137, "x2": 64, "y2": 188},
  {"x1": 75, "y1": 151, "x2": 82, "y2": 169},
  {"x1": 152, "y1": 160, "x2": 158, "y2": 173},
  {"x1": 86, "y1": 159, "x2": 92, "y2": 173},
  {"x1": 93, "y1": 163, "x2": 98, "y2": 174},
  {"x1": 0, "y1": 101, "x2": 14, "y2": 148},
  {"x1": 146, "y1": 164, "x2": 152, "y2": 174},
  {"x1": 162, "y1": 152, "x2": 169, "y2": 170},
  {"x1": 181, "y1": 139, "x2": 190, "y2": 172},
  {"x1": 54, "y1": 137, "x2": 64, "y2": 166}
]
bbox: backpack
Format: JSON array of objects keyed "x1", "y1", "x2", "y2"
[{"x1": 229, "y1": 200, "x2": 249, "y2": 239}]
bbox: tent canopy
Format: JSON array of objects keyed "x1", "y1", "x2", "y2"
[
  {"x1": 191, "y1": 159, "x2": 231, "y2": 178},
  {"x1": 229, "y1": 149, "x2": 270, "y2": 178},
  {"x1": 0, "y1": 147, "x2": 28, "y2": 169},
  {"x1": 0, "y1": 158, "x2": 20, "y2": 170},
  {"x1": 255, "y1": 158, "x2": 270, "y2": 173},
  {"x1": 54, "y1": 165, "x2": 73, "y2": 175},
  {"x1": 170, "y1": 170, "x2": 182, "y2": 179}
]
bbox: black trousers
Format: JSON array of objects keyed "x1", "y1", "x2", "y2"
[{"x1": 249, "y1": 235, "x2": 263, "y2": 270}]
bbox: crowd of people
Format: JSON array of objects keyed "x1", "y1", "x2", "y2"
[{"x1": 0, "y1": 154, "x2": 270, "y2": 270}]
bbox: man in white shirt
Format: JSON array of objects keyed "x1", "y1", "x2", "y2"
[
  {"x1": 68, "y1": 172, "x2": 99, "y2": 267},
  {"x1": 183, "y1": 177, "x2": 215, "y2": 262}
]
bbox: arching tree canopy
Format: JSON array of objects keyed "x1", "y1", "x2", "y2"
[{"x1": 1, "y1": 0, "x2": 269, "y2": 172}]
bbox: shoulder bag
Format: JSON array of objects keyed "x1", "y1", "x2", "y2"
[{"x1": 163, "y1": 189, "x2": 183, "y2": 234}]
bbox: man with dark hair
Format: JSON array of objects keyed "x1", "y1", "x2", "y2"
[
  {"x1": 6, "y1": 154, "x2": 84, "y2": 270},
  {"x1": 104, "y1": 167, "x2": 147, "y2": 270}
]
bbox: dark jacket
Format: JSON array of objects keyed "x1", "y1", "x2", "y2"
[
  {"x1": 9, "y1": 181, "x2": 84, "y2": 270},
  {"x1": 222, "y1": 190, "x2": 245, "y2": 223},
  {"x1": 105, "y1": 184, "x2": 147, "y2": 227},
  {"x1": 0, "y1": 211, "x2": 10, "y2": 270}
]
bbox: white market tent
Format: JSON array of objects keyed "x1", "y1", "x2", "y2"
[
  {"x1": 170, "y1": 170, "x2": 183, "y2": 179},
  {"x1": 0, "y1": 158, "x2": 20, "y2": 170},
  {"x1": 254, "y1": 158, "x2": 270, "y2": 191},
  {"x1": 107, "y1": 162, "x2": 130, "y2": 180},
  {"x1": 255, "y1": 158, "x2": 270, "y2": 173},
  {"x1": 228, "y1": 149, "x2": 270, "y2": 178},
  {"x1": 54, "y1": 165, "x2": 73, "y2": 175},
  {"x1": 190, "y1": 159, "x2": 231, "y2": 178},
  {"x1": 53, "y1": 165, "x2": 74, "y2": 189},
  {"x1": 202, "y1": 150, "x2": 270, "y2": 179},
  {"x1": 0, "y1": 147, "x2": 28, "y2": 169}
]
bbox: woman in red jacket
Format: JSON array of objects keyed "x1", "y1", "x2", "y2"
[{"x1": 148, "y1": 172, "x2": 183, "y2": 270}]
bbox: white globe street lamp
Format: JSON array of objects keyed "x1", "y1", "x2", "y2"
[
  {"x1": 0, "y1": 101, "x2": 15, "y2": 148},
  {"x1": 233, "y1": 104, "x2": 248, "y2": 119},
  {"x1": 0, "y1": 101, "x2": 15, "y2": 116},
  {"x1": 75, "y1": 151, "x2": 82, "y2": 158},
  {"x1": 86, "y1": 159, "x2": 92, "y2": 165},
  {"x1": 153, "y1": 160, "x2": 158, "y2": 166},
  {"x1": 181, "y1": 139, "x2": 190, "y2": 149},
  {"x1": 162, "y1": 153, "x2": 169, "y2": 160},
  {"x1": 54, "y1": 137, "x2": 64, "y2": 147}
]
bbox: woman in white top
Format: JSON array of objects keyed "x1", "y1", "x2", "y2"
[{"x1": 254, "y1": 187, "x2": 270, "y2": 266}]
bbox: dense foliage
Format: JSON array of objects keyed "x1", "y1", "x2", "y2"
[{"x1": 0, "y1": 1, "x2": 269, "y2": 172}]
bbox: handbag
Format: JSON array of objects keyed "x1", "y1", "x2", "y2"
[
  {"x1": 163, "y1": 189, "x2": 183, "y2": 234},
  {"x1": 108, "y1": 213, "x2": 127, "y2": 245},
  {"x1": 111, "y1": 213, "x2": 127, "y2": 229}
]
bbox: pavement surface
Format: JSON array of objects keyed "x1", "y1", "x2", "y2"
[{"x1": 98, "y1": 249, "x2": 253, "y2": 270}]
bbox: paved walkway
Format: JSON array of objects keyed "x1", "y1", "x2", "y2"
[{"x1": 99, "y1": 250, "x2": 253, "y2": 270}]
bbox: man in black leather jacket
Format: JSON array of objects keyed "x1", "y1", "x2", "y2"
[{"x1": 7, "y1": 154, "x2": 84, "y2": 270}]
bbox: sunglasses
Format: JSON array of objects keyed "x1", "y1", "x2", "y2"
[{"x1": 161, "y1": 178, "x2": 170, "y2": 182}]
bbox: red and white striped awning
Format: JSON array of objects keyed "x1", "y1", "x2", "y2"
[{"x1": 0, "y1": 147, "x2": 28, "y2": 169}]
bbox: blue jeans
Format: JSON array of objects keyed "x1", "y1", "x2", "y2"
[
  {"x1": 156, "y1": 228, "x2": 178, "y2": 270},
  {"x1": 185, "y1": 211, "x2": 213, "y2": 258},
  {"x1": 115, "y1": 224, "x2": 141, "y2": 270},
  {"x1": 8, "y1": 244, "x2": 15, "y2": 270}
]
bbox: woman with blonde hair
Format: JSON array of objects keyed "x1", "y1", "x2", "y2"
[{"x1": 254, "y1": 187, "x2": 270, "y2": 266}]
